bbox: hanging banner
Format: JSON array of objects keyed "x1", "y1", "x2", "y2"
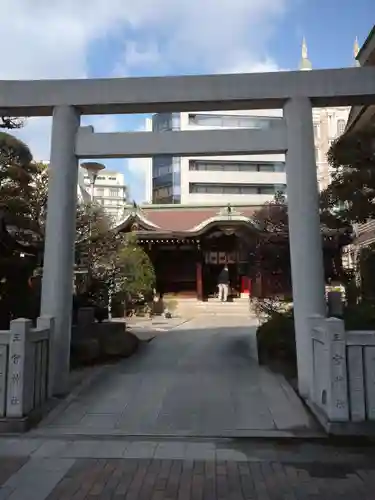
[
  {"x1": 205, "y1": 251, "x2": 218, "y2": 264},
  {"x1": 227, "y1": 251, "x2": 237, "y2": 264},
  {"x1": 218, "y1": 252, "x2": 227, "y2": 264}
]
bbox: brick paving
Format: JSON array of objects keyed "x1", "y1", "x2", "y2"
[
  {"x1": 0, "y1": 457, "x2": 28, "y2": 487},
  {"x1": 2, "y1": 438, "x2": 375, "y2": 498},
  {"x1": 42, "y1": 457, "x2": 375, "y2": 499}
]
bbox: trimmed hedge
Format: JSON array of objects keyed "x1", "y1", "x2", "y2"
[
  {"x1": 343, "y1": 301, "x2": 375, "y2": 330},
  {"x1": 256, "y1": 309, "x2": 296, "y2": 367}
]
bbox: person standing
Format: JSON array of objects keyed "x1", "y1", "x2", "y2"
[{"x1": 217, "y1": 265, "x2": 229, "y2": 302}]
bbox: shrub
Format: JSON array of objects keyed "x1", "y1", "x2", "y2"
[
  {"x1": 251, "y1": 296, "x2": 292, "y2": 324},
  {"x1": 343, "y1": 301, "x2": 375, "y2": 330},
  {"x1": 256, "y1": 310, "x2": 295, "y2": 363}
]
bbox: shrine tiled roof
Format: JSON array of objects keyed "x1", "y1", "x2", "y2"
[
  {"x1": 116, "y1": 203, "x2": 261, "y2": 233},
  {"x1": 141, "y1": 205, "x2": 259, "y2": 231}
]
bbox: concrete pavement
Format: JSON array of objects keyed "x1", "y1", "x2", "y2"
[{"x1": 31, "y1": 316, "x2": 319, "y2": 438}]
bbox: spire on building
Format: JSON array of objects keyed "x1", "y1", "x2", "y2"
[
  {"x1": 353, "y1": 37, "x2": 360, "y2": 66},
  {"x1": 299, "y1": 37, "x2": 312, "y2": 71}
]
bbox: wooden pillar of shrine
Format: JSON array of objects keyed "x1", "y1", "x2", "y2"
[
  {"x1": 254, "y1": 273, "x2": 263, "y2": 298},
  {"x1": 196, "y1": 262, "x2": 203, "y2": 301}
]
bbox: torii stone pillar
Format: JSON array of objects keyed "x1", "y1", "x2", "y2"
[
  {"x1": 40, "y1": 106, "x2": 80, "y2": 396},
  {"x1": 284, "y1": 97, "x2": 326, "y2": 398}
]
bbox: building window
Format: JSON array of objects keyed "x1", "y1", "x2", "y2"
[
  {"x1": 258, "y1": 164, "x2": 276, "y2": 172},
  {"x1": 154, "y1": 165, "x2": 173, "y2": 177},
  {"x1": 188, "y1": 113, "x2": 282, "y2": 129},
  {"x1": 153, "y1": 156, "x2": 174, "y2": 177},
  {"x1": 189, "y1": 183, "x2": 286, "y2": 195},
  {"x1": 95, "y1": 188, "x2": 104, "y2": 196},
  {"x1": 337, "y1": 119, "x2": 346, "y2": 136},
  {"x1": 189, "y1": 160, "x2": 285, "y2": 172},
  {"x1": 154, "y1": 186, "x2": 173, "y2": 199},
  {"x1": 109, "y1": 189, "x2": 119, "y2": 197},
  {"x1": 152, "y1": 113, "x2": 174, "y2": 132},
  {"x1": 188, "y1": 114, "x2": 222, "y2": 126}
]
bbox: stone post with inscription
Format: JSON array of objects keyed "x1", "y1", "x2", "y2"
[
  {"x1": 6, "y1": 319, "x2": 32, "y2": 418},
  {"x1": 325, "y1": 317, "x2": 349, "y2": 422}
]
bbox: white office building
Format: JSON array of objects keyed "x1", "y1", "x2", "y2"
[
  {"x1": 149, "y1": 109, "x2": 286, "y2": 205},
  {"x1": 146, "y1": 39, "x2": 355, "y2": 205},
  {"x1": 81, "y1": 169, "x2": 127, "y2": 224}
]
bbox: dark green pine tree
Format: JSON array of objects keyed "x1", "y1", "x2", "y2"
[
  {"x1": 0, "y1": 132, "x2": 41, "y2": 326},
  {"x1": 321, "y1": 127, "x2": 375, "y2": 224}
]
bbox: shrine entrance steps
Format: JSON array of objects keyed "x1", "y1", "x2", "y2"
[{"x1": 174, "y1": 296, "x2": 252, "y2": 317}]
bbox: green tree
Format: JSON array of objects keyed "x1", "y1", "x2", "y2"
[
  {"x1": 357, "y1": 243, "x2": 375, "y2": 301},
  {"x1": 74, "y1": 203, "x2": 155, "y2": 310},
  {"x1": 252, "y1": 195, "x2": 291, "y2": 295},
  {"x1": 28, "y1": 162, "x2": 49, "y2": 237},
  {"x1": 0, "y1": 133, "x2": 41, "y2": 326},
  {"x1": 321, "y1": 127, "x2": 375, "y2": 224},
  {"x1": 115, "y1": 233, "x2": 155, "y2": 297},
  {"x1": 252, "y1": 192, "x2": 351, "y2": 294},
  {"x1": 0, "y1": 134, "x2": 154, "y2": 322},
  {"x1": 0, "y1": 132, "x2": 40, "y2": 239}
]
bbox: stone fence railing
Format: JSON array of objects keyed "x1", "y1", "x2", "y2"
[
  {"x1": 0, "y1": 317, "x2": 54, "y2": 424},
  {"x1": 309, "y1": 315, "x2": 375, "y2": 432}
]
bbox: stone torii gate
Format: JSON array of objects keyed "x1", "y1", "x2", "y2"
[{"x1": 1, "y1": 68, "x2": 374, "y2": 397}]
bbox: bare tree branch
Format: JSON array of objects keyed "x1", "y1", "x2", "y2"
[{"x1": 0, "y1": 117, "x2": 26, "y2": 129}]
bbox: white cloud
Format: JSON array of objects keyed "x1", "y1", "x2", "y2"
[
  {"x1": 220, "y1": 57, "x2": 282, "y2": 75},
  {"x1": 1, "y1": 0, "x2": 289, "y2": 80},
  {"x1": 12, "y1": 115, "x2": 120, "y2": 162},
  {"x1": 2, "y1": 0, "x2": 292, "y2": 198}
]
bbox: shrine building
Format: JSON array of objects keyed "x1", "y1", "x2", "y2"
[{"x1": 115, "y1": 203, "x2": 351, "y2": 301}]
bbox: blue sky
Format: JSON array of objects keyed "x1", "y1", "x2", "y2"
[{"x1": 2, "y1": 0, "x2": 374, "y2": 201}]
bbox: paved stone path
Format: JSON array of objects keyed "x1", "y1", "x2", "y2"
[
  {"x1": 32, "y1": 316, "x2": 319, "y2": 438},
  {"x1": 1, "y1": 437, "x2": 375, "y2": 499},
  {"x1": 2, "y1": 315, "x2": 374, "y2": 498},
  {"x1": 125, "y1": 316, "x2": 192, "y2": 341}
]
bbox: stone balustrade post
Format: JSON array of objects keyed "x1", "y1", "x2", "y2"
[{"x1": 37, "y1": 316, "x2": 55, "y2": 399}]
